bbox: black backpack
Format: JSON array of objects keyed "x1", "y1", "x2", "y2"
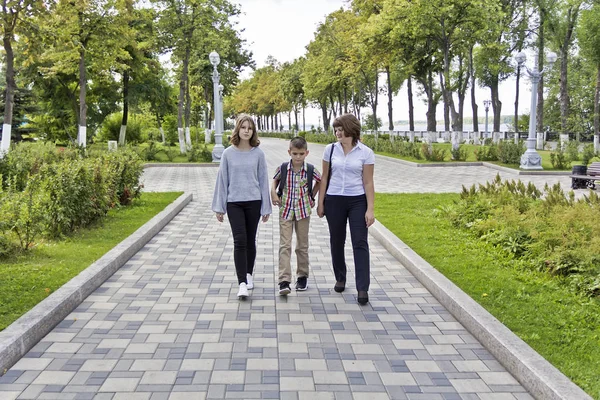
[{"x1": 277, "y1": 162, "x2": 315, "y2": 200}]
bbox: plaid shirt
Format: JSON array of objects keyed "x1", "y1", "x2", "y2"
[{"x1": 273, "y1": 161, "x2": 321, "y2": 220}]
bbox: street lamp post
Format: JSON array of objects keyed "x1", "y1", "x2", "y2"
[
  {"x1": 515, "y1": 50, "x2": 557, "y2": 170},
  {"x1": 209, "y1": 51, "x2": 224, "y2": 162},
  {"x1": 483, "y1": 99, "x2": 491, "y2": 142}
]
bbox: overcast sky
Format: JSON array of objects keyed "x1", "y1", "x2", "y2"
[{"x1": 232, "y1": 0, "x2": 529, "y2": 131}]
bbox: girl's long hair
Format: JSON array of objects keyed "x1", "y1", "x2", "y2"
[{"x1": 230, "y1": 114, "x2": 259, "y2": 147}]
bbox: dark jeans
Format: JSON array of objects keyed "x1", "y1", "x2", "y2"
[
  {"x1": 324, "y1": 194, "x2": 370, "y2": 291},
  {"x1": 227, "y1": 200, "x2": 262, "y2": 284}
]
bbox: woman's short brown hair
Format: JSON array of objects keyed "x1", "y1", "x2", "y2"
[
  {"x1": 230, "y1": 114, "x2": 260, "y2": 147},
  {"x1": 332, "y1": 113, "x2": 361, "y2": 145}
]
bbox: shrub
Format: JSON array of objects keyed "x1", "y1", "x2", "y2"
[
  {"x1": 445, "y1": 176, "x2": 600, "y2": 297},
  {"x1": 581, "y1": 144, "x2": 596, "y2": 166},
  {"x1": 96, "y1": 113, "x2": 144, "y2": 144},
  {"x1": 550, "y1": 145, "x2": 570, "y2": 169},
  {"x1": 474, "y1": 145, "x2": 498, "y2": 161},
  {"x1": 496, "y1": 140, "x2": 524, "y2": 164},
  {"x1": 421, "y1": 143, "x2": 446, "y2": 161},
  {"x1": 565, "y1": 140, "x2": 580, "y2": 162},
  {"x1": 451, "y1": 145, "x2": 468, "y2": 161}
]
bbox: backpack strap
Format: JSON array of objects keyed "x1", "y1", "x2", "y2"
[
  {"x1": 277, "y1": 162, "x2": 315, "y2": 201},
  {"x1": 307, "y1": 163, "x2": 314, "y2": 200},
  {"x1": 276, "y1": 162, "x2": 288, "y2": 198}
]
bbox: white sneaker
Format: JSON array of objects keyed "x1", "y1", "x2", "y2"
[
  {"x1": 237, "y1": 282, "x2": 249, "y2": 298},
  {"x1": 246, "y1": 273, "x2": 254, "y2": 290}
]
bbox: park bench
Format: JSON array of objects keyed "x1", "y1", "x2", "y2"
[{"x1": 570, "y1": 162, "x2": 600, "y2": 190}]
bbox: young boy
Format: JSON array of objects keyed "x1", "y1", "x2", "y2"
[{"x1": 271, "y1": 136, "x2": 321, "y2": 295}]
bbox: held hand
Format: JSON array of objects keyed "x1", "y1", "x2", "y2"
[
  {"x1": 271, "y1": 193, "x2": 281, "y2": 206},
  {"x1": 317, "y1": 205, "x2": 325, "y2": 218},
  {"x1": 262, "y1": 214, "x2": 270, "y2": 223},
  {"x1": 216, "y1": 213, "x2": 224, "y2": 223},
  {"x1": 365, "y1": 210, "x2": 375, "y2": 228}
]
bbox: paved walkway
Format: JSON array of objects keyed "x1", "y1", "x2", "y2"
[{"x1": 0, "y1": 138, "x2": 576, "y2": 400}]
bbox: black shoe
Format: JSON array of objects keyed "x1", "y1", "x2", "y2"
[
  {"x1": 334, "y1": 281, "x2": 346, "y2": 293},
  {"x1": 279, "y1": 281, "x2": 291, "y2": 296},
  {"x1": 357, "y1": 291, "x2": 369, "y2": 305},
  {"x1": 295, "y1": 276, "x2": 308, "y2": 291}
]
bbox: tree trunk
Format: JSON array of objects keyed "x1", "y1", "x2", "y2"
[
  {"x1": 386, "y1": 65, "x2": 393, "y2": 131},
  {"x1": 1, "y1": 22, "x2": 16, "y2": 154},
  {"x1": 78, "y1": 46, "x2": 87, "y2": 147},
  {"x1": 440, "y1": 72, "x2": 450, "y2": 131},
  {"x1": 456, "y1": 55, "x2": 468, "y2": 132},
  {"x1": 514, "y1": 65, "x2": 521, "y2": 134},
  {"x1": 119, "y1": 70, "x2": 129, "y2": 146},
  {"x1": 559, "y1": 5, "x2": 579, "y2": 139},
  {"x1": 595, "y1": 64, "x2": 600, "y2": 151},
  {"x1": 419, "y1": 71, "x2": 438, "y2": 132},
  {"x1": 302, "y1": 105, "x2": 305, "y2": 131},
  {"x1": 491, "y1": 81, "x2": 502, "y2": 133},
  {"x1": 470, "y1": 48, "x2": 478, "y2": 132},
  {"x1": 407, "y1": 76, "x2": 415, "y2": 131},
  {"x1": 183, "y1": 47, "x2": 191, "y2": 149},
  {"x1": 320, "y1": 99, "x2": 330, "y2": 132},
  {"x1": 372, "y1": 73, "x2": 379, "y2": 135}
]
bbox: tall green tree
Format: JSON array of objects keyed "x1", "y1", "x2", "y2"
[
  {"x1": 1, "y1": 0, "x2": 40, "y2": 154},
  {"x1": 577, "y1": 3, "x2": 600, "y2": 148},
  {"x1": 37, "y1": 0, "x2": 126, "y2": 147}
]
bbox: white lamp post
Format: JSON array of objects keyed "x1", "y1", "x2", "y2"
[
  {"x1": 209, "y1": 51, "x2": 224, "y2": 162},
  {"x1": 515, "y1": 50, "x2": 557, "y2": 170},
  {"x1": 483, "y1": 99, "x2": 491, "y2": 141}
]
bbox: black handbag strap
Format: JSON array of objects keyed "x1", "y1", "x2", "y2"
[{"x1": 325, "y1": 143, "x2": 334, "y2": 195}]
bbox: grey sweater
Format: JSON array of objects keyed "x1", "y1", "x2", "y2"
[{"x1": 211, "y1": 145, "x2": 272, "y2": 216}]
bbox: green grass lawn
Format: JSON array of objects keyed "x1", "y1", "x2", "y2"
[
  {"x1": 378, "y1": 142, "x2": 590, "y2": 170},
  {"x1": 375, "y1": 193, "x2": 600, "y2": 399},
  {"x1": 0, "y1": 191, "x2": 183, "y2": 331}
]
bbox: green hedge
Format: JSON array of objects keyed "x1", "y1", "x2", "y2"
[{"x1": 0, "y1": 143, "x2": 143, "y2": 255}]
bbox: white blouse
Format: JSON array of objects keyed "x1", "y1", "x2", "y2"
[{"x1": 323, "y1": 141, "x2": 375, "y2": 196}]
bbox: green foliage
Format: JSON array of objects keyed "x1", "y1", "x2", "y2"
[
  {"x1": 474, "y1": 144, "x2": 498, "y2": 161},
  {"x1": 450, "y1": 145, "x2": 468, "y2": 161},
  {"x1": 96, "y1": 113, "x2": 144, "y2": 144},
  {"x1": 186, "y1": 144, "x2": 213, "y2": 162},
  {"x1": 0, "y1": 142, "x2": 143, "y2": 250},
  {"x1": 362, "y1": 113, "x2": 382, "y2": 131},
  {"x1": 550, "y1": 145, "x2": 570, "y2": 169},
  {"x1": 581, "y1": 144, "x2": 597, "y2": 166},
  {"x1": 565, "y1": 141, "x2": 580, "y2": 162},
  {"x1": 421, "y1": 143, "x2": 446, "y2": 161},
  {"x1": 161, "y1": 114, "x2": 180, "y2": 145},
  {"x1": 496, "y1": 140, "x2": 524, "y2": 164},
  {"x1": 449, "y1": 175, "x2": 600, "y2": 297}
]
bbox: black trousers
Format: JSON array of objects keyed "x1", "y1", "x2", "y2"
[
  {"x1": 324, "y1": 194, "x2": 370, "y2": 291},
  {"x1": 227, "y1": 200, "x2": 262, "y2": 284}
]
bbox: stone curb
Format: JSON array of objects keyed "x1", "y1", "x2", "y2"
[
  {"x1": 0, "y1": 192, "x2": 193, "y2": 374},
  {"x1": 369, "y1": 220, "x2": 592, "y2": 400}
]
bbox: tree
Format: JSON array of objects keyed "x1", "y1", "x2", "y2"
[
  {"x1": 1, "y1": 0, "x2": 40, "y2": 154},
  {"x1": 37, "y1": 0, "x2": 126, "y2": 147},
  {"x1": 578, "y1": 3, "x2": 600, "y2": 148},
  {"x1": 474, "y1": 0, "x2": 526, "y2": 132},
  {"x1": 548, "y1": 0, "x2": 582, "y2": 137}
]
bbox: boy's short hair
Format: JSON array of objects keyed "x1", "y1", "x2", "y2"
[{"x1": 289, "y1": 136, "x2": 308, "y2": 150}]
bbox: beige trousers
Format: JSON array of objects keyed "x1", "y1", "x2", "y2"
[{"x1": 278, "y1": 216, "x2": 310, "y2": 283}]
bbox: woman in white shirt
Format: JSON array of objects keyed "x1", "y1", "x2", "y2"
[{"x1": 317, "y1": 114, "x2": 375, "y2": 305}]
